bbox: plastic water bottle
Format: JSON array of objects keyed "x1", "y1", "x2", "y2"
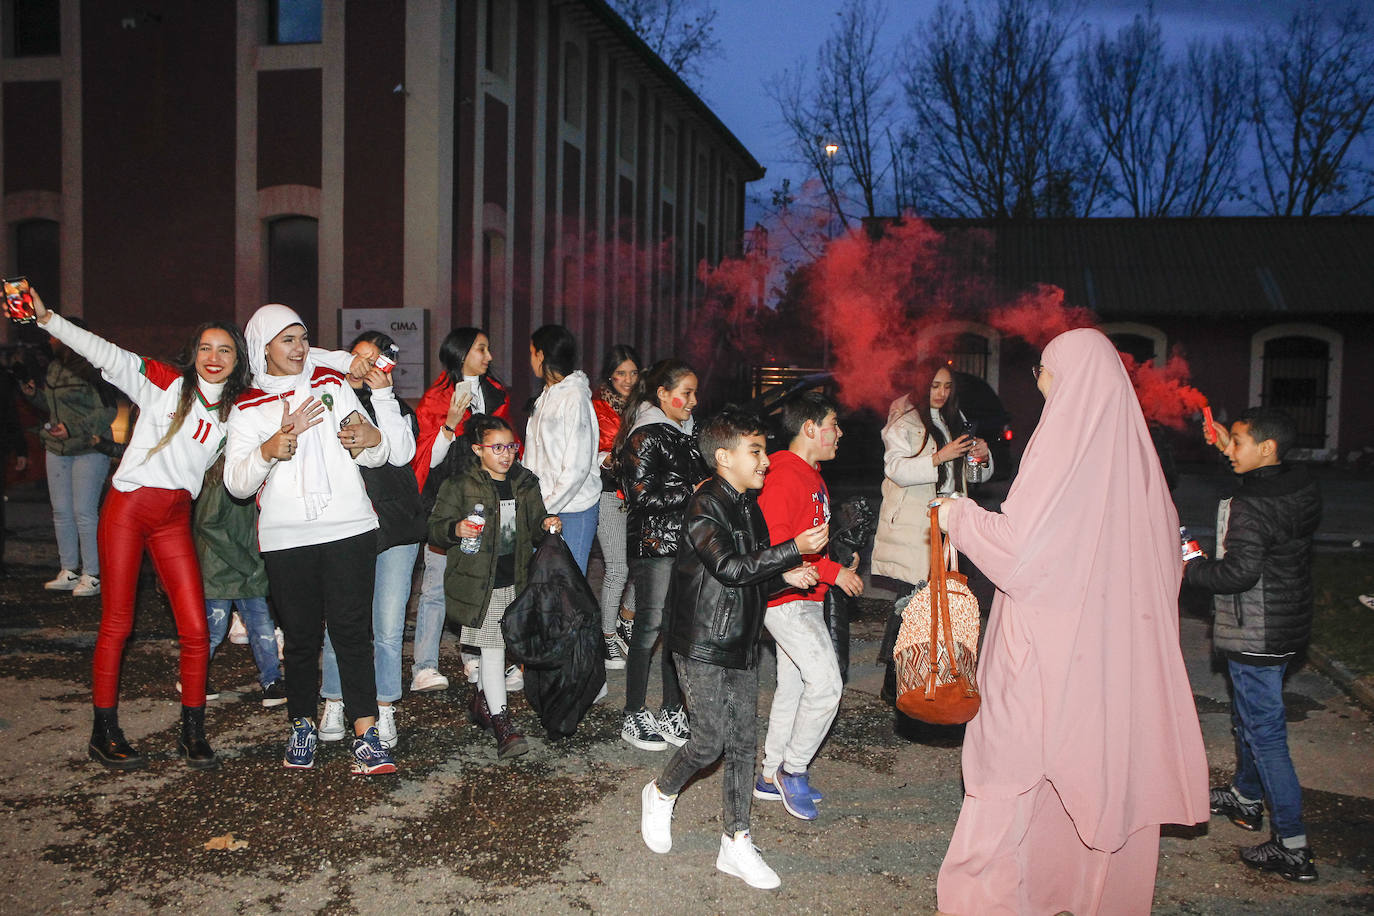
[
  {"x1": 460, "y1": 504, "x2": 485, "y2": 555},
  {"x1": 1180, "y1": 526, "x2": 1204, "y2": 561}
]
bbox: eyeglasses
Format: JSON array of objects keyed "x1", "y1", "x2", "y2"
[
  {"x1": 479, "y1": 443, "x2": 519, "y2": 455},
  {"x1": 1031, "y1": 364, "x2": 1045, "y2": 379}
]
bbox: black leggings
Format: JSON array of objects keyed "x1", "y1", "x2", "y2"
[{"x1": 264, "y1": 531, "x2": 378, "y2": 726}]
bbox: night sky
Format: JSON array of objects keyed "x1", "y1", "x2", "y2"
[{"x1": 698, "y1": 0, "x2": 1315, "y2": 202}]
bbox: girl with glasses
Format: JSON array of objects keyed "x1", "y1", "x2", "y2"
[{"x1": 429, "y1": 413, "x2": 560, "y2": 758}]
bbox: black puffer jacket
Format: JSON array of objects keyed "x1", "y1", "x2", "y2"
[
  {"x1": 1184, "y1": 464, "x2": 1322, "y2": 661},
  {"x1": 665, "y1": 476, "x2": 801, "y2": 670},
  {"x1": 356, "y1": 387, "x2": 426, "y2": 552},
  {"x1": 617, "y1": 406, "x2": 708, "y2": 559}
]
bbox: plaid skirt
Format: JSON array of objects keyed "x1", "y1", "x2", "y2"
[{"x1": 461, "y1": 584, "x2": 516, "y2": 649}]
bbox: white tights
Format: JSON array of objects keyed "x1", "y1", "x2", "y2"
[{"x1": 479, "y1": 646, "x2": 507, "y2": 713}]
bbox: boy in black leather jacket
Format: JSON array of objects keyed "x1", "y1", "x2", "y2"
[
  {"x1": 638, "y1": 407, "x2": 826, "y2": 890},
  {"x1": 1185, "y1": 407, "x2": 1322, "y2": 883}
]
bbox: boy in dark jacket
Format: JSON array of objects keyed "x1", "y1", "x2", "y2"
[
  {"x1": 639, "y1": 407, "x2": 827, "y2": 890},
  {"x1": 1185, "y1": 407, "x2": 1322, "y2": 882}
]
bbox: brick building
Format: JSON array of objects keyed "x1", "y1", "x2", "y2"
[{"x1": 1, "y1": 0, "x2": 762, "y2": 406}]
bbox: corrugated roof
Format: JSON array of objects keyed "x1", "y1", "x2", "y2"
[{"x1": 925, "y1": 217, "x2": 1374, "y2": 317}]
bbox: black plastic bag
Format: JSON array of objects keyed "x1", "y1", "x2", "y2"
[{"x1": 501, "y1": 534, "x2": 606, "y2": 738}]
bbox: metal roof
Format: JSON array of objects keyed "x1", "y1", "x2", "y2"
[{"x1": 925, "y1": 217, "x2": 1374, "y2": 317}]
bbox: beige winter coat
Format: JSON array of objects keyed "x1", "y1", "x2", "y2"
[{"x1": 871, "y1": 395, "x2": 992, "y2": 585}]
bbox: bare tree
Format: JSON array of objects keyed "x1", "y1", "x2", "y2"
[
  {"x1": 768, "y1": 0, "x2": 900, "y2": 224},
  {"x1": 610, "y1": 0, "x2": 721, "y2": 88},
  {"x1": 902, "y1": 0, "x2": 1089, "y2": 218},
  {"x1": 1250, "y1": 6, "x2": 1374, "y2": 215},
  {"x1": 1076, "y1": 14, "x2": 1246, "y2": 216}
]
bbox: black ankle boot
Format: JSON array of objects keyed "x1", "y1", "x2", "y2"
[
  {"x1": 469, "y1": 686, "x2": 494, "y2": 732},
  {"x1": 89, "y1": 706, "x2": 147, "y2": 770},
  {"x1": 177, "y1": 705, "x2": 219, "y2": 769}
]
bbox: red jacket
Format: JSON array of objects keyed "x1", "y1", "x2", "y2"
[
  {"x1": 757, "y1": 449, "x2": 841, "y2": 606},
  {"x1": 412, "y1": 372, "x2": 514, "y2": 495}
]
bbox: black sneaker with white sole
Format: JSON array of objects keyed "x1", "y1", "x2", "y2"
[
  {"x1": 1240, "y1": 835, "x2": 1318, "y2": 882},
  {"x1": 655, "y1": 704, "x2": 689, "y2": 747},
  {"x1": 260, "y1": 680, "x2": 288, "y2": 708},
  {"x1": 622, "y1": 708, "x2": 667, "y2": 750},
  {"x1": 1209, "y1": 785, "x2": 1263, "y2": 831},
  {"x1": 604, "y1": 635, "x2": 626, "y2": 670}
]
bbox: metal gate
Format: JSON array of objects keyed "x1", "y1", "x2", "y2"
[{"x1": 1261, "y1": 336, "x2": 1329, "y2": 449}]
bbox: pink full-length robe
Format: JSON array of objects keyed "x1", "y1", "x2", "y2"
[{"x1": 936, "y1": 328, "x2": 1208, "y2": 915}]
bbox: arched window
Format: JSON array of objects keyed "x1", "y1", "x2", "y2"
[
  {"x1": 1250, "y1": 324, "x2": 1343, "y2": 452},
  {"x1": 266, "y1": 216, "x2": 318, "y2": 334},
  {"x1": 1101, "y1": 321, "x2": 1167, "y2": 365},
  {"x1": 917, "y1": 321, "x2": 1001, "y2": 390},
  {"x1": 9, "y1": 218, "x2": 60, "y2": 309}
]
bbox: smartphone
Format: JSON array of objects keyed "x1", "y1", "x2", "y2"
[
  {"x1": 373, "y1": 343, "x2": 399, "y2": 373},
  {"x1": 3, "y1": 277, "x2": 36, "y2": 324},
  {"x1": 453, "y1": 378, "x2": 474, "y2": 400}
]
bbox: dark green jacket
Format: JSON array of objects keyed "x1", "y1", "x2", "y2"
[
  {"x1": 29, "y1": 356, "x2": 116, "y2": 456},
  {"x1": 429, "y1": 460, "x2": 550, "y2": 628},
  {"x1": 193, "y1": 476, "x2": 269, "y2": 600}
]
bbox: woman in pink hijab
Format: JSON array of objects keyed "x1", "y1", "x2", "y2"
[{"x1": 934, "y1": 328, "x2": 1207, "y2": 915}]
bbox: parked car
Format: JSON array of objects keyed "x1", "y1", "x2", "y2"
[{"x1": 742, "y1": 370, "x2": 1016, "y2": 483}]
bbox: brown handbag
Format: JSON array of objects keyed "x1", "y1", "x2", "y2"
[{"x1": 892, "y1": 504, "x2": 981, "y2": 725}]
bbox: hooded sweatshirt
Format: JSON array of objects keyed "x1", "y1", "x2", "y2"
[
  {"x1": 523, "y1": 369, "x2": 600, "y2": 514},
  {"x1": 223, "y1": 304, "x2": 390, "y2": 552}
]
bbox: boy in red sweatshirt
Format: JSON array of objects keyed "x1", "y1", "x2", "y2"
[{"x1": 755, "y1": 391, "x2": 863, "y2": 819}]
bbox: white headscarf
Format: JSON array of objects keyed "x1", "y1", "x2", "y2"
[{"x1": 245, "y1": 304, "x2": 333, "y2": 520}]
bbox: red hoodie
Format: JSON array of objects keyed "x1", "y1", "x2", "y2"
[{"x1": 757, "y1": 449, "x2": 841, "y2": 606}]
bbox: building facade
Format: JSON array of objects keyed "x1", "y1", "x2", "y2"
[{"x1": 1, "y1": 0, "x2": 761, "y2": 405}]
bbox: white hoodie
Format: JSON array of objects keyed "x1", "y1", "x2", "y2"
[{"x1": 523, "y1": 369, "x2": 600, "y2": 514}]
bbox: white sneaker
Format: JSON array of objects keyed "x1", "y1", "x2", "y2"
[
  {"x1": 44, "y1": 569, "x2": 80, "y2": 591},
  {"x1": 228, "y1": 613, "x2": 249, "y2": 645},
  {"x1": 72, "y1": 574, "x2": 101, "y2": 597},
  {"x1": 504, "y1": 665, "x2": 524, "y2": 691},
  {"x1": 716, "y1": 830, "x2": 781, "y2": 889},
  {"x1": 376, "y1": 705, "x2": 398, "y2": 748},
  {"x1": 319, "y1": 699, "x2": 346, "y2": 742},
  {"x1": 462, "y1": 655, "x2": 480, "y2": 684},
  {"x1": 640, "y1": 780, "x2": 676, "y2": 854},
  {"x1": 411, "y1": 668, "x2": 450, "y2": 692},
  {"x1": 275, "y1": 627, "x2": 285, "y2": 660}
]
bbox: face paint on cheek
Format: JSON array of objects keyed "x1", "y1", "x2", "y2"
[
  {"x1": 819, "y1": 428, "x2": 838, "y2": 448},
  {"x1": 671, "y1": 397, "x2": 685, "y2": 409}
]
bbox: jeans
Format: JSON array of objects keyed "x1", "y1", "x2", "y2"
[
  {"x1": 263, "y1": 532, "x2": 378, "y2": 725},
  {"x1": 207, "y1": 596, "x2": 280, "y2": 688},
  {"x1": 624, "y1": 557, "x2": 682, "y2": 712},
  {"x1": 559, "y1": 503, "x2": 599, "y2": 575},
  {"x1": 322, "y1": 541, "x2": 419, "y2": 703},
  {"x1": 46, "y1": 451, "x2": 109, "y2": 574},
  {"x1": 1228, "y1": 659, "x2": 1305, "y2": 841},
  {"x1": 412, "y1": 545, "x2": 448, "y2": 676},
  {"x1": 595, "y1": 491, "x2": 635, "y2": 632},
  {"x1": 659, "y1": 654, "x2": 759, "y2": 835},
  {"x1": 762, "y1": 599, "x2": 843, "y2": 776}
]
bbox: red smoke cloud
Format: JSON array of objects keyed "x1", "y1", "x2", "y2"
[
  {"x1": 1119, "y1": 349, "x2": 1209, "y2": 430},
  {"x1": 985, "y1": 284, "x2": 1098, "y2": 351}
]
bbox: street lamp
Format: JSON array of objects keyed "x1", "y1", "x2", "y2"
[{"x1": 821, "y1": 139, "x2": 839, "y2": 369}]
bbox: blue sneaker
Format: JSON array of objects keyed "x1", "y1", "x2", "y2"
[
  {"x1": 776, "y1": 769, "x2": 819, "y2": 820},
  {"x1": 283, "y1": 717, "x2": 317, "y2": 769},
  {"x1": 754, "y1": 773, "x2": 823, "y2": 803},
  {"x1": 351, "y1": 725, "x2": 397, "y2": 775}
]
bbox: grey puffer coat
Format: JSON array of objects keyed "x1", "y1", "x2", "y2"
[{"x1": 1184, "y1": 464, "x2": 1322, "y2": 662}]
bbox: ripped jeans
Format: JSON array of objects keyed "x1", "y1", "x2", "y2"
[{"x1": 206, "y1": 596, "x2": 280, "y2": 688}]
